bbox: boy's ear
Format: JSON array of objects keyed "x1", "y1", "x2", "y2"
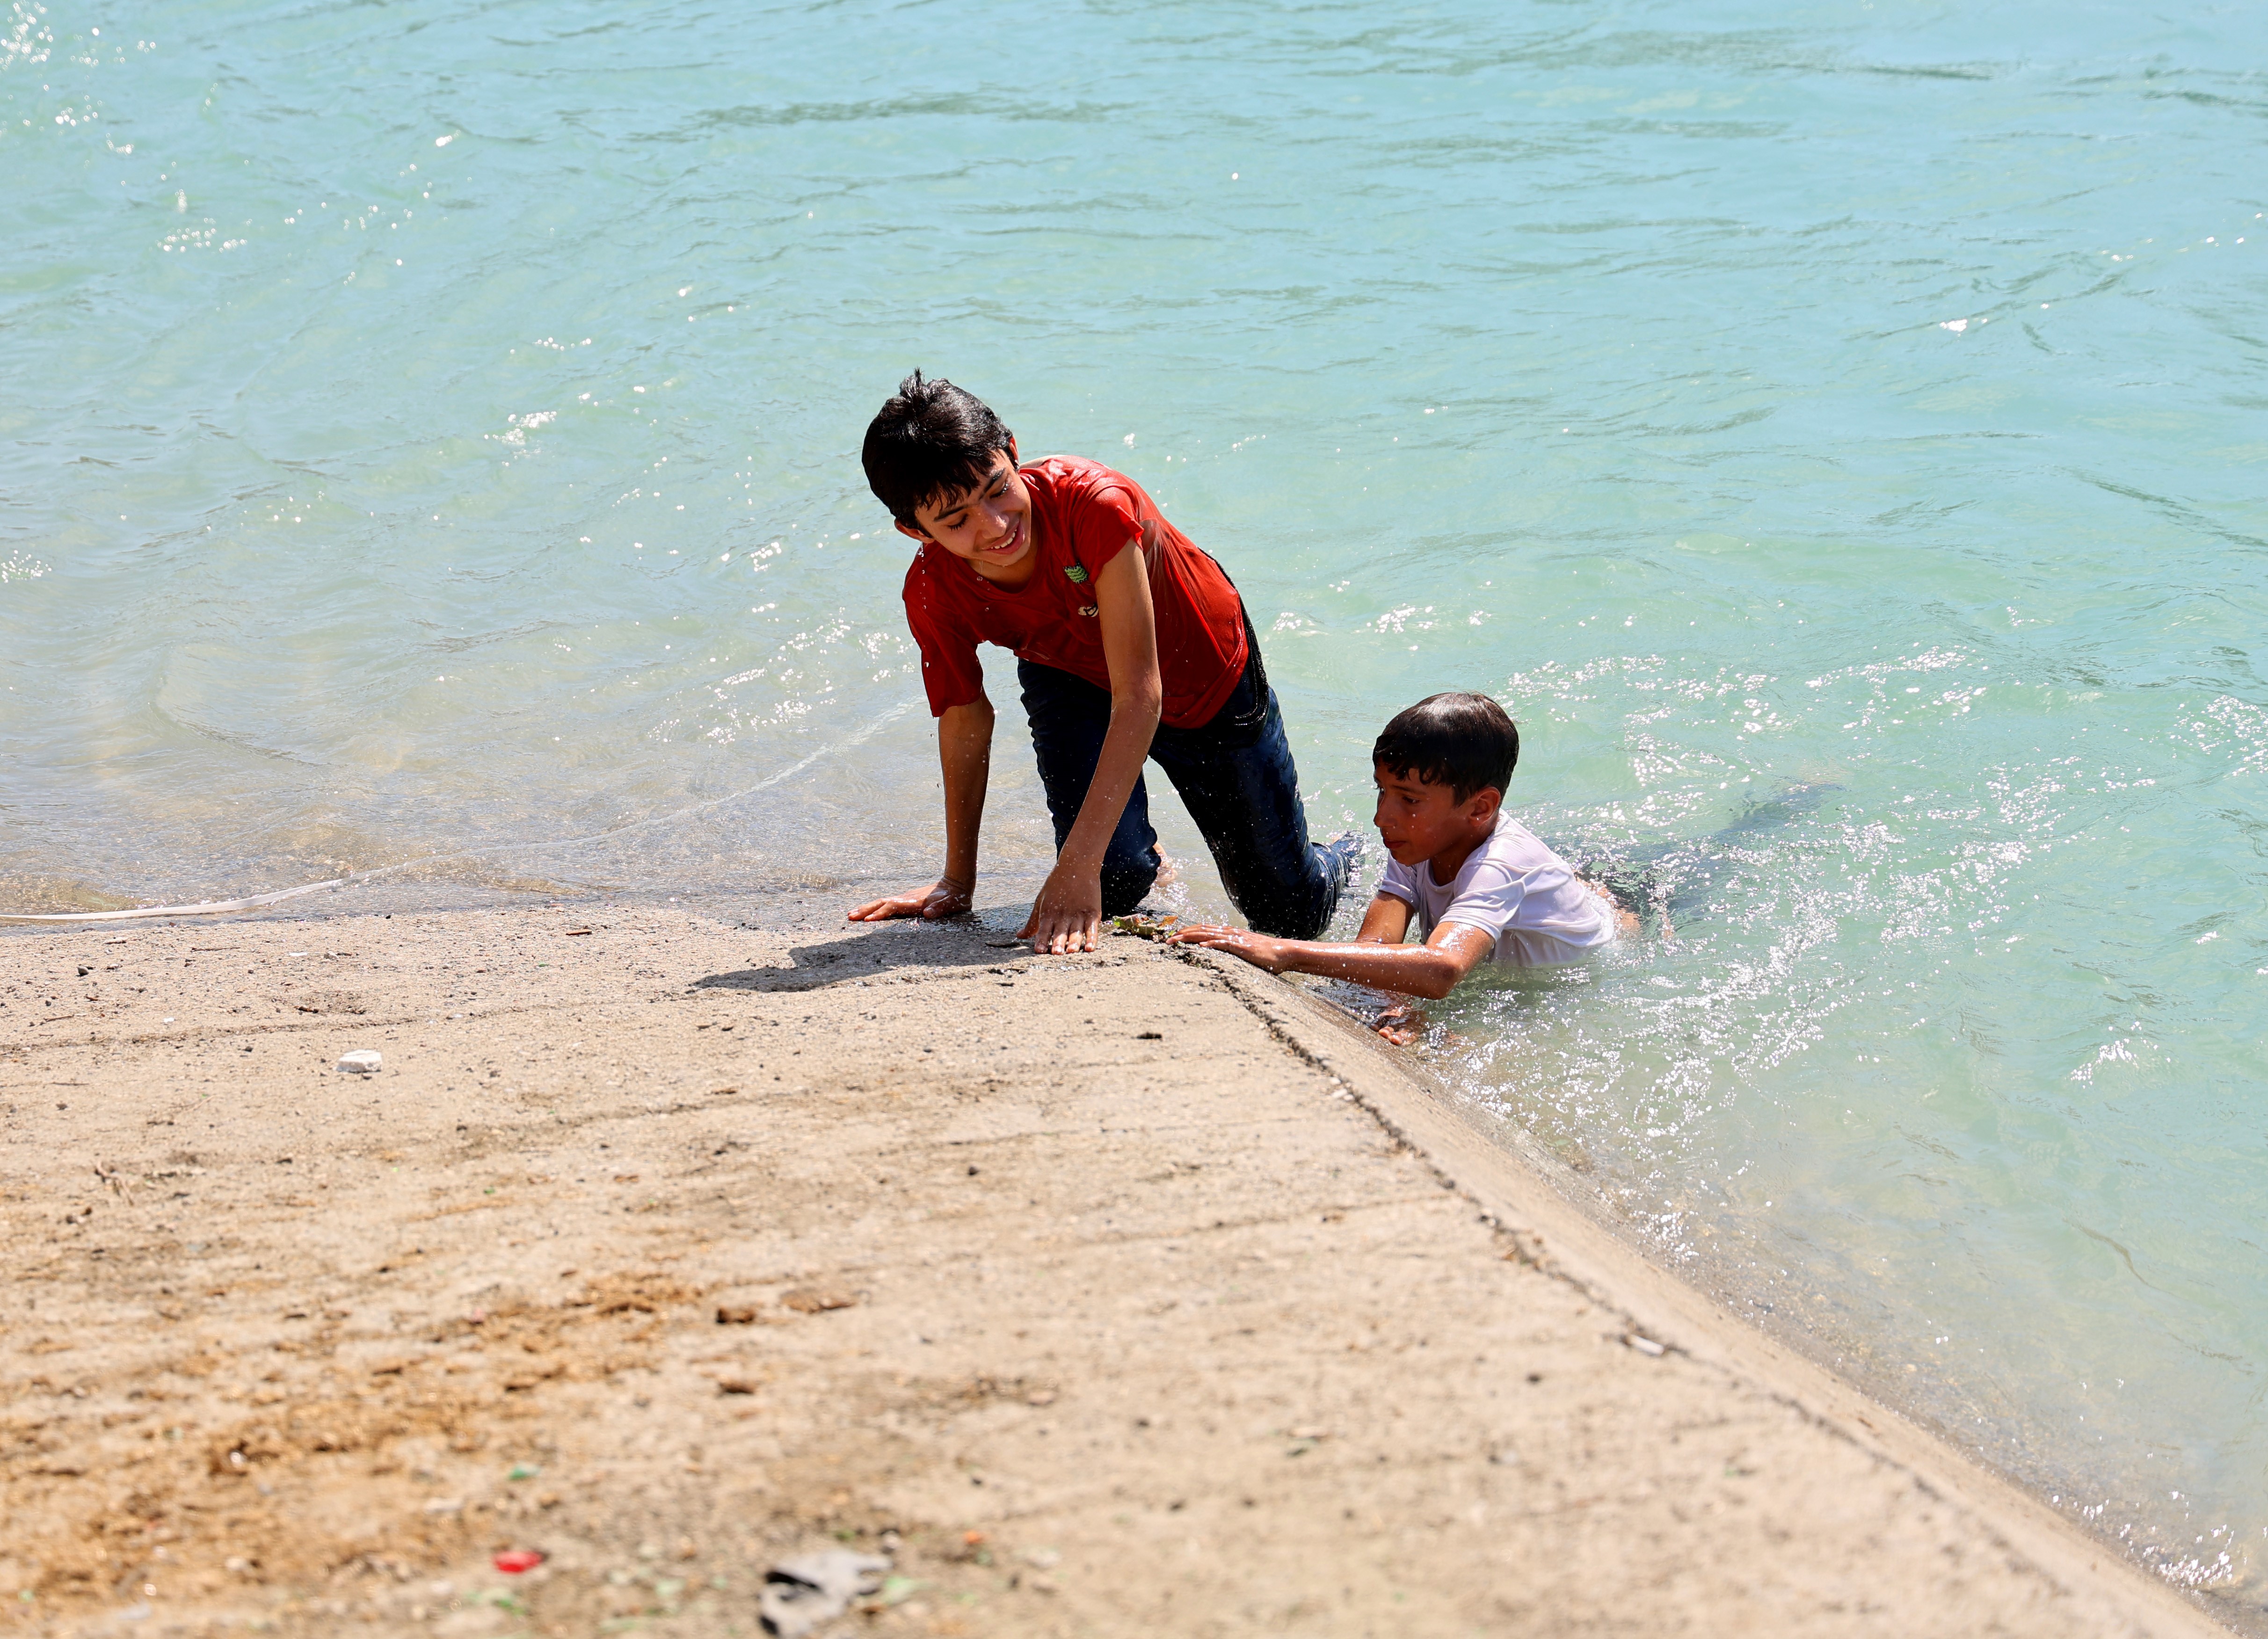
[
  {"x1": 1006, "y1": 435, "x2": 1019, "y2": 466},
  {"x1": 893, "y1": 518, "x2": 932, "y2": 544},
  {"x1": 1467, "y1": 786, "x2": 1504, "y2": 824}
]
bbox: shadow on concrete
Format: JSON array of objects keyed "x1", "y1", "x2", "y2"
[{"x1": 690, "y1": 920, "x2": 1022, "y2": 993}]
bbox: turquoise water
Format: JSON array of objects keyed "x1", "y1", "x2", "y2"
[{"x1": 6, "y1": 0, "x2": 2266, "y2": 1613}]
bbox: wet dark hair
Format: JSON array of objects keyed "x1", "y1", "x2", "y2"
[
  {"x1": 1372, "y1": 692, "x2": 1519, "y2": 803},
  {"x1": 861, "y1": 370, "x2": 1016, "y2": 529}
]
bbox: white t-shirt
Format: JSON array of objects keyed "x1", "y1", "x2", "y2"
[{"x1": 1376, "y1": 812, "x2": 1614, "y2": 967}]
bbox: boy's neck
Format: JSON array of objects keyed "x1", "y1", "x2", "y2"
[{"x1": 1424, "y1": 812, "x2": 1498, "y2": 885}]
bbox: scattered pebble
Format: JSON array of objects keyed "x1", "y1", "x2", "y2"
[
  {"x1": 780, "y1": 1288, "x2": 856, "y2": 1314},
  {"x1": 336, "y1": 1050, "x2": 382, "y2": 1074}
]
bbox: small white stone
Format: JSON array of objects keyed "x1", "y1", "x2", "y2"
[{"x1": 336, "y1": 1050, "x2": 382, "y2": 1074}]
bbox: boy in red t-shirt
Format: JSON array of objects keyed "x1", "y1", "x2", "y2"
[{"x1": 847, "y1": 371, "x2": 1357, "y2": 954}]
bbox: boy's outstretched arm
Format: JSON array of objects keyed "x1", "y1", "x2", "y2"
[
  {"x1": 1170, "y1": 893, "x2": 1495, "y2": 1001},
  {"x1": 848, "y1": 695, "x2": 994, "y2": 922}
]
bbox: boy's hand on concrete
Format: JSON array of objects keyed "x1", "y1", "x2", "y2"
[
  {"x1": 1168, "y1": 923, "x2": 1290, "y2": 972},
  {"x1": 847, "y1": 877, "x2": 973, "y2": 923},
  {"x1": 1019, "y1": 863, "x2": 1104, "y2": 954}
]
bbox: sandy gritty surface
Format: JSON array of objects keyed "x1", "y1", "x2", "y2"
[{"x1": 0, "y1": 899, "x2": 2232, "y2": 1638}]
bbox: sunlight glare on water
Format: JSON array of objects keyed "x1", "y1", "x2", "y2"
[{"x1": 4, "y1": 0, "x2": 2265, "y2": 1617}]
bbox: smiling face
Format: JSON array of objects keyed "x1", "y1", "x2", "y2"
[
  {"x1": 894, "y1": 448, "x2": 1036, "y2": 586},
  {"x1": 1373, "y1": 761, "x2": 1501, "y2": 870}
]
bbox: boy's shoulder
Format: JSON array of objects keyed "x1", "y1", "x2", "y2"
[
  {"x1": 1021, "y1": 450, "x2": 1122, "y2": 487},
  {"x1": 901, "y1": 537, "x2": 958, "y2": 597},
  {"x1": 1021, "y1": 452, "x2": 1146, "y2": 514},
  {"x1": 901, "y1": 538, "x2": 1000, "y2": 626},
  {"x1": 1465, "y1": 812, "x2": 1572, "y2": 881}
]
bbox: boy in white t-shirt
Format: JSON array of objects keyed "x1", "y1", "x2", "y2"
[{"x1": 1171, "y1": 692, "x2": 1631, "y2": 1037}]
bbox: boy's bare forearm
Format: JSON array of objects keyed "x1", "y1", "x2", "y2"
[
  {"x1": 1053, "y1": 543, "x2": 1163, "y2": 881},
  {"x1": 1266, "y1": 938, "x2": 1467, "y2": 999},
  {"x1": 1170, "y1": 910, "x2": 1489, "y2": 1001},
  {"x1": 1058, "y1": 692, "x2": 1159, "y2": 874},
  {"x1": 938, "y1": 698, "x2": 995, "y2": 885}
]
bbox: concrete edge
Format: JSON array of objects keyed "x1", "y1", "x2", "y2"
[{"x1": 1174, "y1": 946, "x2": 2233, "y2": 1639}]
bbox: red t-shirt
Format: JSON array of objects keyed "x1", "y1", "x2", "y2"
[{"x1": 902, "y1": 455, "x2": 1249, "y2": 730}]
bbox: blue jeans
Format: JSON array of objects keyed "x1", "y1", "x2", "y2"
[{"x1": 1018, "y1": 646, "x2": 1345, "y2": 939}]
